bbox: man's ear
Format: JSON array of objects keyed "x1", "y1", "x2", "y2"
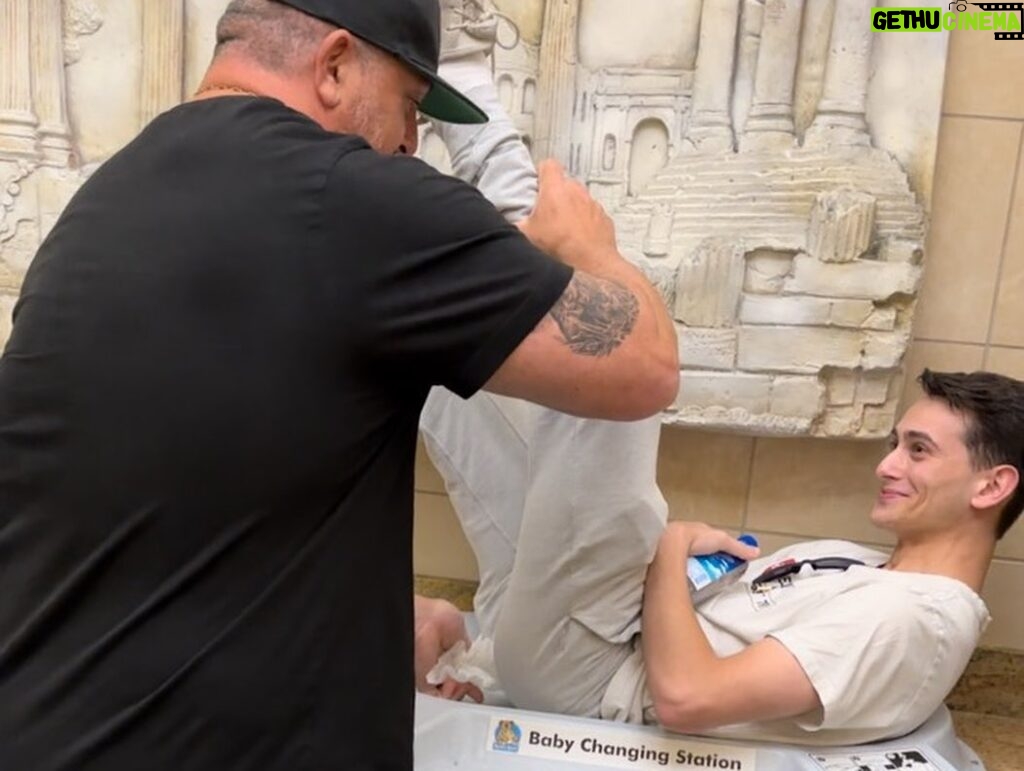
[
  {"x1": 972, "y1": 465, "x2": 1020, "y2": 513},
  {"x1": 313, "y1": 29, "x2": 359, "y2": 109}
]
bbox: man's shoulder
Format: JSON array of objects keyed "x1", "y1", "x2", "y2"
[
  {"x1": 327, "y1": 147, "x2": 475, "y2": 203},
  {"x1": 84, "y1": 97, "x2": 365, "y2": 195},
  {"x1": 147, "y1": 97, "x2": 369, "y2": 168},
  {"x1": 156, "y1": 97, "x2": 348, "y2": 140},
  {"x1": 322, "y1": 148, "x2": 518, "y2": 248}
]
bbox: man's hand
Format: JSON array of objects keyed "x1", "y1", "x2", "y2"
[
  {"x1": 647, "y1": 522, "x2": 761, "y2": 617},
  {"x1": 656, "y1": 521, "x2": 761, "y2": 565},
  {"x1": 414, "y1": 596, "x2": 484, "y2": 703},
  {"x1": 516, "y1": 161, "x2": 619, "y2": 275}
]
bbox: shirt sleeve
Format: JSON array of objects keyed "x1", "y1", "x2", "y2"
[
  {"x1": 322, "y1": 147, "x2": 572, "y2": 398},
  {"x1": 768, "y1": 587, "x2": 973, "y2": 737}
]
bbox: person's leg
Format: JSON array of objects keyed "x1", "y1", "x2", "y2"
[
  {"x1": 421, "y1": 45, "x2": 667, "y2": 717},
  {"x1": 419, "y1": 391, "x2": 537, "y2": 638},
  {"x1": 419, "y1": 41, "x2": 547, "y2": 637},
  {"x1": 494, "y1": 412, "x2": 666, "y2": 717},
  {"x1": 423, "y1": 392, "x2": 666, "y2": 716},
  {"x1": 426, "y1": 53, "x2": 537, "y2": 223}
]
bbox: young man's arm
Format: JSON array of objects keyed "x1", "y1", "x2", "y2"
[{"x1": 642, "y1": 523, "x2": 821, "y2": 732}]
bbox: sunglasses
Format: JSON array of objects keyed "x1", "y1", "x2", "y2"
[{"x1": 750, "y1": 557, "x2": 867, "y2": 589}]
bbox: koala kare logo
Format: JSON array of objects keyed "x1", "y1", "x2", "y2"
[{"x1": 492, "y1": 720, "x2": 522, "y2": 753}]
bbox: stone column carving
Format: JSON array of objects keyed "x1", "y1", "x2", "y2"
[
  {"x1": 793, "y1": 0, "x2": 834, "y2": 136},
  {"x1": 140, "y1": 0, "x2": 186, "y2": 127},
  {"x1": 679, "y1": 0, "x2": 706, "y2": 71},
  {"x1": 732, "y1": 0, "x2": 764, "y2": 134},
  {"x1": 534, "y1": 0, "x2": 580, "y2": 165},
  {"x1": 807, "y1": 190, "x2": 876, "y2": 263},
  {"x1": 674, "y1": 238, "x2": 745, "y2": 326},
  {"x1": 684, "y1": 0, "x2": 742, "y2": 153},
  {"x1": 0, "y1": 0, "x2": 39, "y2": 158},
  {"x1": 805, "y1": 0, "x2": 873, "y2": 147},
  {"x1": 741, "y1": 0, "x2": 805, "y2": 151},
  {"x1": 31, "y1": 0, "x2": 73, "y2": 166}
]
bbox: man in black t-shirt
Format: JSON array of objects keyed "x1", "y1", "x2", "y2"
[{"x1": 0, "y1": 1, "x2": 678, "y2": 769}]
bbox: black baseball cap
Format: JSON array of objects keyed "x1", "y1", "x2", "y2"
[{"x1": 275, "y1": 0, "x2": 488, "y2": 124}]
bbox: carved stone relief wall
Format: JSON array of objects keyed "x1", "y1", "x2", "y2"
[
  {"x1": 430, "y1": 0, "x2": 949, "y2": 438},
  {"x1": 0, "y1": 1, "x2": 949, "y2": 439},
  {"x1": 0, "y1": 0, "x2": 210, "y2": 327}
]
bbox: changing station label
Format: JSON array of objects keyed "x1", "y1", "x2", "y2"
[{"x1": 487, "y1": 715, "x2": 757, "y2": 770}]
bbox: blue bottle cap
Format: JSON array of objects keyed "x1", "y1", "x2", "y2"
[{"x1": 738, "y1": 534, "x2": 759, "y2": 548}]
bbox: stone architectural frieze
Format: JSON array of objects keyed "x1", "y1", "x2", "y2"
[
  {"x1": 428, "y1": 0, "x2": 948, "y2": 439},
  {"x1": 0, "y1": 0, "x2": 950, "y2": 439},
  {"x1": 63, "y1": 0, "x2": 104, "y2": 66}
]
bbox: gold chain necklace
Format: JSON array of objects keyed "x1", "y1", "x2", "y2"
[{"x1": 193, "y1": 84, "x2": 262, "y2": 98}]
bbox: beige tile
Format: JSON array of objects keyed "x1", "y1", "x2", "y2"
[
  {"x1": 657, "y1": 427, "x2": 752, "y2": 529},
  {"x1": 914, "y1": 117, "x2": 1021, "y2": 343},
  {"x1": 985, "y1": 347, "x2": 1024, "y2": 560},
  {"x1": 747, "y1": 437, "x2": 897, "y2": 545},
  {"x1": 747, "y1": 531, "x2": 807, "y2": 558},
  {"x1": 987, "y1": 346, "x2": 1024, "y2": 380},
  {"x1": 413, "y1": 492, "x2": 479, "y2": 582},
  {"x1": 943, "y1": 28, "x2": 1024, "y2": 120},
  {"x1": 900, "y1": 340, "x2": 987, "y2": 411},
  {"x1": 414, "y1": 434, "x2": 447, "y2": 495},
  {"x1": 980, "y1": 558, "x2": 1024, "y2": 651},
  {"x1": 995, "y1": 514, "x2": 1024, "y2": 561},
  {"x1": 753, "y1": 532, "x2": 891, "y2": 558},
  {"x1": 992, "y1": 146, "x2": 1024, "y2": 345}
]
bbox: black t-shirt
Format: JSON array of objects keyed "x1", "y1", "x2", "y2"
[{"x1": 0, "y1": 97, "x2": 570, "y2": 770}]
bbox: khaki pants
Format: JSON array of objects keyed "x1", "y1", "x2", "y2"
[
  {"x1": 420, "y1": 56, "x2": 665, "y2": 720},
  {"x1": 420, "y1": 391, "x2": 666, "y2": 719}
]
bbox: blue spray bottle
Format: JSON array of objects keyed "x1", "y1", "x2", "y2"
[{"x1": 686, "y1": 534, "x2": 759, "y2": 604}]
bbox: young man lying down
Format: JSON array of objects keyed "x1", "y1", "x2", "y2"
[
  {"x1": 419, "y1": 365, "x2": 1021, "y2": 745},
  {"x1": 411, "y1": 52, "x2": 1023, "y2": 745}
]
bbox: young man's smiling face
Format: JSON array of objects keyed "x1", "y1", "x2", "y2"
[{"x1": 871, "y1": 396, "x2": 982, "y2": 537}]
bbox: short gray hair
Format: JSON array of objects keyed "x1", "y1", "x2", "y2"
[{"x1": 214, "y1": 0, "x2": 335, "y2": 72}]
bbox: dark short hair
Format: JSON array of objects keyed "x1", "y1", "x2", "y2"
[{"x1": 919, "y1": 369, "x2": 1024, "y2": 538}]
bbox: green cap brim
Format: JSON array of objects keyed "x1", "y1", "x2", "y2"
[{"x1": 417, "y1": 72, "x2": 488, "y2": 125}]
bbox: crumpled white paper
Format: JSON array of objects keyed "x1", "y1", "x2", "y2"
[{"x1": 426, "y1": 636, "x2": 499, "y2": 691}]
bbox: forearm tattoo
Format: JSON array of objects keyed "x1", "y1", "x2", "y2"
[{"x1": 548, "y1": 273, "x2": 639, "y2": 357}]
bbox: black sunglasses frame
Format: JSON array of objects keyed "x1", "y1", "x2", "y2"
[{"x1": 750, "y1": 557, "x2": 867, "y2": 588}]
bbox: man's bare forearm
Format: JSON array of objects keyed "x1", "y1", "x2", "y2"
[
  {"x1": 642, "y1": 524, "x2": 818, "y2": 732},
  {"x1": 641, "y1": 527, "x2": 720, "y2": 730}
]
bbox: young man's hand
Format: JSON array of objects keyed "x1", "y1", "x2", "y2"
[
  {"x1": 413, "y1": 596, "x2": 484, "y2": 703},
  {"x1": 642, "y1": 523, "x2": 817, "y2": 733},
  {"x1": 657, "y1": 521, "x2": 760, "y2": 562}
]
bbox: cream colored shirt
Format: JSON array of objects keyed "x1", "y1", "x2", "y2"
[{"x1": 601, "y1": 540, "x2": 990, "y2": 745}]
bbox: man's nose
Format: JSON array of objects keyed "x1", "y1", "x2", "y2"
[
  {"x1": 876, "y1": 447, "x2": 900, "y2": 480},
  {"x1": 403, "y1": 115, "x2": 420, "y2": 156}
]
